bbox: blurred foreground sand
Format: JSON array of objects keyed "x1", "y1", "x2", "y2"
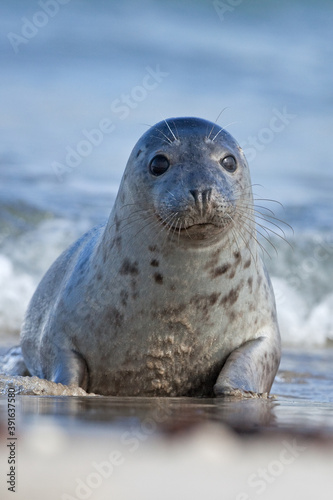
[{"x1": 1, "y1": 418, "x2": 332, "y2": 500}]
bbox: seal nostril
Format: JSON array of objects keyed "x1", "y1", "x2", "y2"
[
  {"x1": 189, "y1": 189, "x2": 212, "y2": 205},
  {"x1": 202, "y1": 188, "x2": 212, "y2": 204},
  {"x1": 189, "y1": 189, "x2": 199, "y2": 202}
]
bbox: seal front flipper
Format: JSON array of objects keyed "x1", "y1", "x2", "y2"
[
  {"x1": 50, "y1": 349, "x2": 89, "y2": 390},
  {"x1": 0, "y1": 346, "x2": 30, "y2": 376},
  {"x1": 213, "y1": 336, "x2": 281, "y2": 397}
]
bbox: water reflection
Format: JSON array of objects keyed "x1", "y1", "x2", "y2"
[{"x1": 18, "y1": 396, "x2": 278, "y2": 434}]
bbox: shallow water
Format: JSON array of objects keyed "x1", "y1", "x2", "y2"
[{"x1": 13, "y1": 390, "x2": 333, "y2": 438}]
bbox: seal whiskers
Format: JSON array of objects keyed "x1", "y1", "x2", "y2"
[
  {"x1": 206, "y1": 107, "x2": 228, "y2": 141},
  {"x1": 235, "y1": 199, "x2": 293, "y2": 255},
  {"x1": 163, "y1": 118, "x2": 180, "y2": 143}
]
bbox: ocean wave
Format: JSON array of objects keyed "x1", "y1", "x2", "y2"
[
  {"x1": 0, "y1": 254, "x2": 35, "y2": 336},
  {"x1": 273, "y1": 277, "x2": 333, "y2": 346},
  {"x1": 266, "y1": 231, "x2": 333, "y2": 346},
  {"x1": 0, "y1": 215, "x2": 92, "y2": 339}
]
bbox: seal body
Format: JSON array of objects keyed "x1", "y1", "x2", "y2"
[{"x1": 18, "y1": 117, "x2": 280, "y2": 396}]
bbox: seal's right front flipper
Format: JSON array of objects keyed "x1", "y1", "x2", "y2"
[
  {"x1": 214, "y1": 335, "x2": 281, "y2": 397},
  {"x1": 51, "y1": 349, "x2": 89, "y2": 391},
  {"x1": 0, "y1": 346, "x2": 30, "y2": 376}
]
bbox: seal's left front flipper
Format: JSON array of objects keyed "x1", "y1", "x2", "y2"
[
  {"x1": 50, "y1": 349, "x2": 89, "y2": 391},
  {"x1": 0, "y1": 346, "x2": 30, "y2": 376},
  {"x1": 214, "y1": 336, "x2": 281, "y2": 397}
]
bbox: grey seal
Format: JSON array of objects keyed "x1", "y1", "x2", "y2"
[{"x1": 4, "y1": 117, "x2": 281, "y2": 397}]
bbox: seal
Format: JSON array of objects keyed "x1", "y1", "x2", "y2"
[{"x1": 5, "y1": 117, "x2": 281, "y2": 397}]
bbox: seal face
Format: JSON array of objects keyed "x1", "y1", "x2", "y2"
[
  {"x1": 127, "y1": 118, "x2": 250, "y2": 245},
  {"x1": 16, "y1": 117, "x2": 281, "y2": 397}
]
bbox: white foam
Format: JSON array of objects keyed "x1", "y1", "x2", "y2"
[
  {"x1": 272, "y1": 277, "x2": 333, "y2": 346},
  {"x1": 306, "y1": 294, "x2": 333, "y2": 343},
  {"x1": 0, "y1": 254, "x2": 35, "y2": 337},
  {"x1": 4, "y1": 218, "x2": 91, "y2": 277},
  {"x1": 0, "y1": 217, "x2": 91, "y2": 339}
]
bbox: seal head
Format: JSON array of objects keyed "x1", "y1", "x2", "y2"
[{"x1": 122, "y1": 117, "x2": 253, "y2": 244}]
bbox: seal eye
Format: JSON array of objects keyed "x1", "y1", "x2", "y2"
[
  {"x1": 220, "y1": 155, "x2": 237, "y2": 173},
  {"x1": 149, "y1": 155, "x2": 170, "y2": 176}
]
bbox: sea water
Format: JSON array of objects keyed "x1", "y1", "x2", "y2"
[{"x1": 0, "y1": 0, "x2": 332, "y2": 404}]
